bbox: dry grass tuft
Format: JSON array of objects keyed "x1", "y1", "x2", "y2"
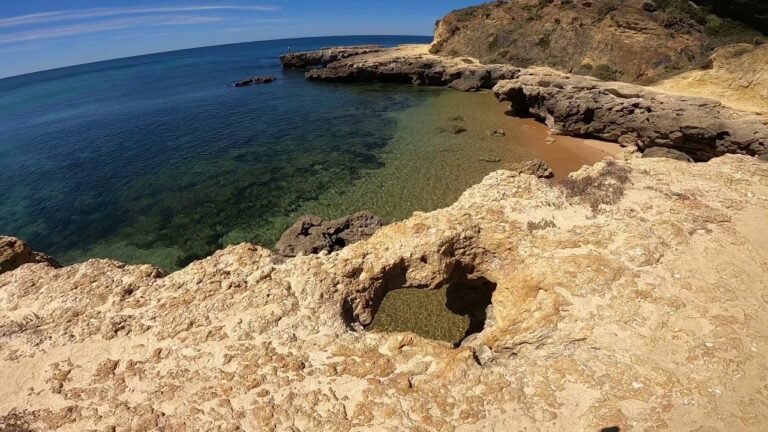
[
  {"x1": 527, "y1": 219, "x2": 557, "y2": 232},
  {"x1": 560, "y1": 159, "x2": 632, "y2": 212}
]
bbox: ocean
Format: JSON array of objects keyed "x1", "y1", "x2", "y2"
[{"x1": 0, "y1": 35, "x2": 538, "y2": 270}]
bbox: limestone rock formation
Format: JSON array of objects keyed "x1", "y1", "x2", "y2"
[
  {"x1": 430, "y1": 0, "x2": 761, "y2": 82},
  {"x1": 2, "y1": 155, "x2": 767, "y2": 430},
  {"x1": 275, "y1": 211, "x2": 384, "y2": 257},
  {"x1": 0, "y1": 236, "x2": 60, "y2": 275},
  {"x1": 493, "y1": 69, "x2": 768, "y2": 161},
  {"x1": 279, "y1": 45, "x2": 383, "y2": 69},
  {"x1": 304, "y1": 44, "x2": 520, "y2": 88}
]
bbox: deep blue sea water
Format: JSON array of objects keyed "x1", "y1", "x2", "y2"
[{"x1": 0, "y1": 36, "x2": 438, "y2": 269}]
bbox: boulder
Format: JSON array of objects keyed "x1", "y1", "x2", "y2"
[
  {"x1": 276, "y1": 211, "x2": 384, "y2": 257},
  {"x1": 642, "y1": 147, "x2": 694, "y2": 162},
  {"x1": 448, "y1": 78, "x2": 482, "y2": 92},
  {"x1": 0, "y1": 236, "x2": 60, "y2": 274},
  {"x1": 507, "y1": 159, "x2": 555, "y2": 178}
]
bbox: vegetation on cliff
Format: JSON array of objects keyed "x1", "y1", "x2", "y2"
[{"x1": 430, "y1": 0, "x2": 762, "y2": 83}]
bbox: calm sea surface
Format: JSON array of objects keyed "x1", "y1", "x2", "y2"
[{"x1": 0, "y1": 35, "x2": 536, "y2": 270}]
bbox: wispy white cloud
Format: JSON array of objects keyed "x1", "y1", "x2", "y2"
[
  {"x1": 0, "y1": 5, "x2": 279, "y2": 28},
  {"x1": 0, "y1": 16, "x2": 224, "y2": 44}
]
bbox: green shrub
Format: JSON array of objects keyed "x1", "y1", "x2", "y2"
[
  {"x1": 595, "y1": 0, "x2": 620, "y2": 18},
  {"x1": 591, "y1": 63, "x2": 616, "y2": 80}
]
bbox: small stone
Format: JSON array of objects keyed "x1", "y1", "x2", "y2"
[
  {"x1": 490, "y1": 129, "x2": 506, "y2": 137},
  {"x1": 450, "y1": 125, "x2": 468, "y2": 134}
]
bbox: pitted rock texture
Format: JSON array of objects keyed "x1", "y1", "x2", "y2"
[
  {"x1": 507, "y1": 159, "x2": 554, "y2": 178},
  {"x1": 494, "y1": 70, "x2": 768, "y2": 161},
  {"x1": 279, "y1": 45, "x2": 383, "y2": 69},
  {"x1": 1, "y1": 155, "x2": 768, "y2": 431},
  {"x1": 0, "y1": 236, "x2": 60, "y2": 275}
]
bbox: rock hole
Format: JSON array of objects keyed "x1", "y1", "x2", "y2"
[{"x1": 368, "y1": 276, "x2": 496, "y2": 347}]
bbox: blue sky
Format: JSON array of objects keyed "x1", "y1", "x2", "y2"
[{"x1": 0, "y1": 1, "x2": 479, "y2": 78}]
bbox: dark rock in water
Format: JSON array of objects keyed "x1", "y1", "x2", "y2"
[
  {"x1": 490, "y1": 129, "x2": 506, "y2": 137},
  {"x1": 449, "y1": 115, "x2": 465, "y2": 122},
  {"x1": 276, "y1": 211, "x2": 384, "y2": 257},
  {"x1": 450, "y1": 125, "x2": 468, "y2": 135},
  {"x1": 507, "y1": 159, "x2": 554, "y2": 178},
  {"x1": 280, "y1": 46, "x2": 383, "y2": 69},
  {"x1": 0, "y1": 236, "x2": 61, "y2": 274},
  {"x1": 479, "y1": 156, "x2": 502, "y2": 163},
  {"x1": 642, "y1": 147, "x2": 694, "y2": 162},
  {"x1": 233, "y1": 76, "x2": 276, "y2": 87},
  {"x1": 448, "y1": 78, "x2": 482, "y2": 92}
]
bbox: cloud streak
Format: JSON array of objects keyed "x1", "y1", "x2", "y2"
[
  {"x1": 0, "y1": 5, "x2": 279, "y2": 28},
  {"x1": 0, "y1": 16, "x2": 225, "y2": 44}
]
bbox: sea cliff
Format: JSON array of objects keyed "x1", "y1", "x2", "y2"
[{"x1": 2, "y1": 155, "x2": 768, "y2": 430}]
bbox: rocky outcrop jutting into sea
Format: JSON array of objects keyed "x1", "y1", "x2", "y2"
[
  {"x1": 494, "y1": 70, "x2": 768, "y2": 161},
  {"x1": 279, "y1": 45, "x2": 383, "y2": 69},
  {"x1": 2, "y1": 155, "x2": 768, "y2": 430}
]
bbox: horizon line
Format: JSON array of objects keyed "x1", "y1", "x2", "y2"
[{"x1": 0, "y1": 34, "x2": 434, "y2": 80}]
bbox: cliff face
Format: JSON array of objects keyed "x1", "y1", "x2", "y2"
[
  {"x1": 2, "y1": 155, "x2": 768, "y2": 431},
  {"x1": 430, "y1": 0, "x2": 761, "y2": 83},
  {"x1": 654, "y1": 43, "x2": 768, "y2": 114}
]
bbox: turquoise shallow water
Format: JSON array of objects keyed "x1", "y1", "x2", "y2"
[{"x1": 0, "y1": 36, "x2": 445, "y2": 269}]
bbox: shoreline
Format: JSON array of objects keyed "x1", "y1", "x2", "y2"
[{"x1": 285, "y1": 44, "x2": 768, "y2": 162}]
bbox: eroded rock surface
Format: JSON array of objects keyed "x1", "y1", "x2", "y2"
[
  {"x1": 507, "y1": 159, "x2": 554, "y2": 178},
  {"x1": 2, "y1": 155, "x2": 768, "y2": 430},
  {"x1": 0, "y1": 236, "x2": 60, "y2": 275},
  {"x1": 494, "y1": 70, "x2": 768, "y2": 161}
]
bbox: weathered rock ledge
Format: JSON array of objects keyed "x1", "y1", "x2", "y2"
[
  {"x1": 2, "y1": 155, "x2": 768, "y2": 431},
  {"x1": 494, "y1": 70, "x2": 768, "y2": 161},
  {"x1": 279, "y1": 45, "x2": 383, "y2": 69},
  {"x1": 293, "y1": 45, "x2": 768, "y2": 161}
]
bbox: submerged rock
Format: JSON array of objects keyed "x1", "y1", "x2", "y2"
[
  {"x1": 0, "y1": 236, "x2": 60, "y2": 274},
  {"x1": 507, "y1": 159, "x2": 554, "y2": 178},
  {"x1": 479, "y1": 156, "x2": 501, "y2": 163},
  {"x1": 276, "y1": 211, "x2": 384, "y2": 257},
  {"x1": 490, "y1": 128, "x2": 506, "y2": 137},
  {"x1": 232, "y1": 76, "x2": 276, "y2": 87}
]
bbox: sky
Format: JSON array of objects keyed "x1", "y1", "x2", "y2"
[{"x1": 0, "y1": 0, "x2": 480, "y2": 78}]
